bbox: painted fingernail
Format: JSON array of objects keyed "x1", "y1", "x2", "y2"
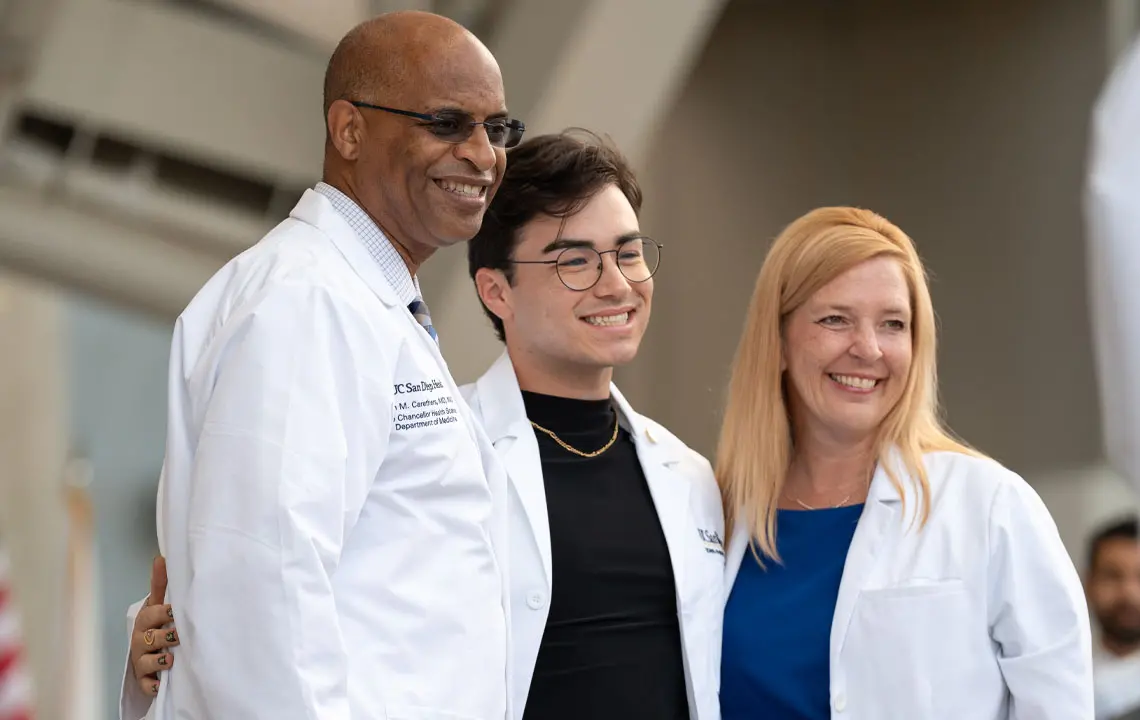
[
  {"x1": 166, "y1": 631, "x2": 176, "y2": 642},
  {"x1": 167, "y1": 607, "x2": 173, "y2": 619},
  {"x1": 152, "y1": 681, "x2": 160, "y2": 694},
  {"x1": 158, "y1": 655, "x2": 167, "y2": 666}
]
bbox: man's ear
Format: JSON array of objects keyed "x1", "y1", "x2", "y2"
[
  {"x1": 474, "y1": 267, "x2": 512, "y2": 326},
  {"x1": 326, "y1": 100, "x2": 365, "y2": 161}
]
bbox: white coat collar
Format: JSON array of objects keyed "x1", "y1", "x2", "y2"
[
  {"x1": 475, "y1": 352, "x2": 552, "y2": 583},
  {"x1": 474, "y1": 351, "x2": 692, "y2": 590},
  {"x1": 290, "y1": 189, "x2": 400, "y2": 309},
  {"x1": 475, "y1": 351, "x2": 529, "y2": 444}
]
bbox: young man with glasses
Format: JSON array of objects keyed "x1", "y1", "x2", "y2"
[
  {"x1": 123, "y1": 130, "x2": 725, "y2": 720},
  {"x1": 466, "y1": 130, "x2": 724, "y2": 719}
]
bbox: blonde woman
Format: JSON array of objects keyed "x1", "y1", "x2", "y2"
[{"x1": 717, "y1": 207, "x2": 1093, "y2": 719}]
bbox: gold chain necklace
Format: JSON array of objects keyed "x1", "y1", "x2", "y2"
[
  {"x1": 793, "y1": 494, "x2": 852, "y2": 510},
  {"x1": 529, "y1": 416, "x2": 619, "y2": 458},
  {"x1": 789, "y1": 467, "x2": 875, "y2": 510}
]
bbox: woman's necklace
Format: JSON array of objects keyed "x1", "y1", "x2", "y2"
[
  {"x1": 792, "y1": 494, "x2": 852, "y2": 510},
  {"x1": 788, "y1": 466, "x2": 874, "y2": 510}
]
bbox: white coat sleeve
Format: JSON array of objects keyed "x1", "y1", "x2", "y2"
[
  {"x1": 988, "y1": 475, "x2": 1095, "y2": 719},
  {"x1": 1086, "y1": 36, "x2": 1140, "y2": 502},
  {"x1": 118, "y1": 596, "x2": 155, "y2": 720},
  {"x1": 174, "y1": 283, "x2": 387, "y2": 719}
]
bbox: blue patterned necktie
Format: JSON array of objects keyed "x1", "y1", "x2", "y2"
[{"x1": 408, "y1": 297, "x2": 438, "y2": 343}]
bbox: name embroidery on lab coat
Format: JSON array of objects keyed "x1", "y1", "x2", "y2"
[
  {"x1": 698, "y1": 528, "x2": 725, "y2": 556},
  {"x1": 392, "y1": 377, "x2": 459, "y2": 431}
]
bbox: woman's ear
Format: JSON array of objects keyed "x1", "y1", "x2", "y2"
[{"x1": 474, "y1": 267, "x2": 512, "y2": 326}]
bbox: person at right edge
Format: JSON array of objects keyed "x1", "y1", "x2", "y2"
[
  {"x1": 716, "y1": 207, "x2": 1093, "y2": 718},
  {"x1": 1085, "y1": 517, "x2": 1140, "y2": 720}
]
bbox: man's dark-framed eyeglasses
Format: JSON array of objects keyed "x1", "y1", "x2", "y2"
[
  {"x1": 509, "y1": 236, "x2": 663, "y2": 291},
  {"x1": 349, "y1": 101, "x2": 526, "y2": 148}
]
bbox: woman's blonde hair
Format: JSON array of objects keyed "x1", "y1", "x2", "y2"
[{"x1": 715, "y1": 206, "x2": 979, "y2": 562}]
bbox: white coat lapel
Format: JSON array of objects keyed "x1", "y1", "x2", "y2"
[
  {"x1": 291, "y1": 189, "x2": 399, "y2": 310},
  {"x1": 723, "y1": 519, "x2": 751, "y2": 595},
  {"x1": 476, "y1": 352, "x2": 552, "y2": 585},
  {"x1": 294, "y1": 189, "x2": 487, "y2": 464},
  {"x1": 829, "y1": 453, "x2": 904, "y2": 660},
  {"x1": 610, "y1": 386, "x2": 691, "y2": 595}
]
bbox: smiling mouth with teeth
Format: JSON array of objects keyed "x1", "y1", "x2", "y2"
[
  {"x1": 435, "y1": 179, "x2": 486, "y2": 199},
  {"x1": 584, "y1": 312, "x2": 630, "y2": 327},
  {"x1": 829, "y1": 373, "x2": 880, "y2": 391}
]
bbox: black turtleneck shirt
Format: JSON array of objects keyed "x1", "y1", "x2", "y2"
[{"x1": 519, "y1": 390, "x2": 690, "y2": 720}]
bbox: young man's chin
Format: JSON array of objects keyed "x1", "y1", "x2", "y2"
[{"x1": 593, "y1": 343, "x2": 643, "y2": 369}]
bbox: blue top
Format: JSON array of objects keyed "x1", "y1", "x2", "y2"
[{"x1": 720, "y1": 505, "x2": 864, "y2": 720}]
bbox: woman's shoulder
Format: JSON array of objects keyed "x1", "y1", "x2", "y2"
[
  {"x1": 918, "y1": 449, "x2": 1037, "y2": 510},
  {"x1": 922, "y1": 449, "x2": 1016, "y2": 479}
]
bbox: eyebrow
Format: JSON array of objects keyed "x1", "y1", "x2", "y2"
[
  {"x1": 821, "y1": 303, "x2": 911, "y2": 317},
  {"x1": 430, "y1": 105, "x2": 510, "y2": 120},
  {"x1": 541, "y1": 232, "x2": 644, "y2": 255}
]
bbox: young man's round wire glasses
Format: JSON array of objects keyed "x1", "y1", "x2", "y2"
[{"x1": 508, "y1": 236, "x2": 662, "y2": 291}]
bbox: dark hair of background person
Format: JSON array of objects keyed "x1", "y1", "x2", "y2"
[{"x1": 1088, "y1": 515, "x2": 1139, "y2": 572}]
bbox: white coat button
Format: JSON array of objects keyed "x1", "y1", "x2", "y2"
[
  {"x1": 526, "y1": 591, "x2": 546, "y2": 610},
  {"x1": 833, "y1": 693, "x2": 847, "y2": 713}
]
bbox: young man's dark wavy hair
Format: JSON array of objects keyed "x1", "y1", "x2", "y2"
[{"x1": 467, "y1": 128, "x2": 644, "y2": 342}]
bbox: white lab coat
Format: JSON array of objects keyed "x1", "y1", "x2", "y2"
[
  {"x1": 1087, "y1": 34, "x2": 1140, "y2": 501},
  {"x1": 461, "y1": 352, "x2": 725, "y2": 720},
  {"x1": 120, "y1": 189, "x2": 511, "y2": 720},
  {"x1": 724, "y1": 449, "x2": 1093, "y2": 719}
]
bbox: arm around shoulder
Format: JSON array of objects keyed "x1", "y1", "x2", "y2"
[
  {"x1": 986, "y1": 471, "x2": 1094, "y2": 719},
  {"x1": 119, "y1": 596, "x2": 153, "y2": 720}
]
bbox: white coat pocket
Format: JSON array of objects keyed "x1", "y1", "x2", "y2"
[
  {"x1": 860, "y1": 578, "x2": 966, "y2": 599},
  {"x1": 846, "y1": 580, "x2": 976, "y2": 718}
]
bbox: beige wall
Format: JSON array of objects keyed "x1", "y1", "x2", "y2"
[
  {"x1": 622, "y1": 0, "x2": 1108, "y2": 485},
  {"x1": 0, "y1": 272, "x2": 68, "y2": 719}
]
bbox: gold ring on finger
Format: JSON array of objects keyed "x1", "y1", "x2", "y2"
[{"x1": 143, "y1": 629, "x2": 155, "y2": 647}]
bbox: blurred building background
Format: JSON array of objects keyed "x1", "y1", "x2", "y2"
[{"x1": 0, "y1": 0, "x2": 1137, "y2": 716}]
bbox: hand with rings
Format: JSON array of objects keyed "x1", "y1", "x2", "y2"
[{"x1": 129, "y1": 556, "x2": 180, "y2": 696}]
